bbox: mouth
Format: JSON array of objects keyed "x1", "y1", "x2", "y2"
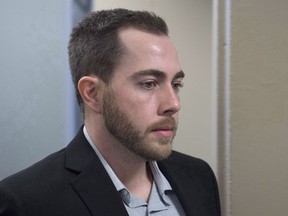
[
  {"x1": 151, "y1": 126, "x2": 175, "y2": 137},
  {"x1": 146, "y1": 118, "x2": 177, "y2": 138}
]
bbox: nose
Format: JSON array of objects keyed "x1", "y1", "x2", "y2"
[{"x1": 158, "y1": 85, "x2": 181, "y2": 116}]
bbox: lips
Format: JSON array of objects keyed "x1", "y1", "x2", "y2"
[
  {"x1": 146, "y1": 118, "x2": 177, "y2": 138},
  {"x1": 151, "y1": 126, "x2": 175, "y2": 137}
]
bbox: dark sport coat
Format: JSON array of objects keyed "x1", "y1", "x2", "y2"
[{"x1": 0, "y1": 127, "x2": 221, "y2": 216}]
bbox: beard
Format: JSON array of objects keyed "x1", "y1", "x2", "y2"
[{"x1": 102, "y1": 89, "x2": 177, "y2": 161}]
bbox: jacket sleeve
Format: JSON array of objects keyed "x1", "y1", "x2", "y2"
[{"x1": 0, "y1": 186, "x2": 26, "y2": 216}]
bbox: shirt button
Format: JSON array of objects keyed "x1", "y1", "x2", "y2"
[{"x1": 122, "y1": 189, "x2": 129, "y2": 196}]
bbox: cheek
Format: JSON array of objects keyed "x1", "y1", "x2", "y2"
[
  {"x1": 125, "y1": 100, "x2": 155, "y2": 120},
  {"x1": 117, "y1": 92, "x2": 157, "y2": 122},
  {"x1": 117, "y1": 87, "x2": 154, "y2": 108},
  {"x1": 112, "y1": 81, "x2": 161, "y2": 116}
]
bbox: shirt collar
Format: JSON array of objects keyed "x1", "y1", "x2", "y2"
[
  {"x1": 149, "y1": 161, "x2": 173, "y2": 205},
  {"x1": 83, "y1": 125, "x2": 173, "y2": 205},
  {"x1": 83, "y1": 126, "x2": 126, "y2": 192}
]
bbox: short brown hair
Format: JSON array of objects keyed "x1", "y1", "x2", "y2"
[{"x1": 68, "y1": 8, "x2": 169, "y2": 112}]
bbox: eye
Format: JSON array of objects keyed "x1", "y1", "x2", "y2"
[
  {"x1": 141, "y1": 81, "x2": 157, "y2": 90},
  {"x1": 172, "y1": 82, "x2": 184, "y2": 91}
]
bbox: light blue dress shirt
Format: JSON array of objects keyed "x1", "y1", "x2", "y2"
[{"x1": 83, "y1": 126, "x2": 186, "y2": 216}]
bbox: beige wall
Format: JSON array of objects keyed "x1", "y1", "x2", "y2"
[
  {"x1": 93, "y1": 0, "x2": 216, "y2": 170},
  {"x1": 218, "y1": 0, "x2": 288, "y2": 215}
]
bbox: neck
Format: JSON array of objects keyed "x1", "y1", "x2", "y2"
[
  {"x1": 103, "y1": 145, "x2": 153, "y2": 202},
  {"x1": 118, "y1": 161, "x2": 153, "y2": 202},
  {"x1": 85, "y1": 121, "x2": 153, "y2": 202},
  {"x1": 104, "y1": 146, "x2": 154, "y2": 202}
]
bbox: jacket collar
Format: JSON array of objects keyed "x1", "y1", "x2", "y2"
[
  {"x1": 64, "y1": 127, "x2": 203, "y2": 216},
  {"x1": 158, "y1": 152, "x2": 219, "y2": 216},
  {"x1": 65, "y1": 127, "x2": 128, "y2": 216}
]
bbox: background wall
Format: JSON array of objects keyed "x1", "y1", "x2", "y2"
[
  {"x1": 0, "y1": 0, "x2": 67, "y2": 179},
  {"x1": 217, "y1": 0, "x2": 288, "y2": 215},
  {"x1": 94, "y1": 0, "x2": 216, "y2": 171},
  {"x1": 0, "y1": 0, "x2": 91, "y2": 180}
]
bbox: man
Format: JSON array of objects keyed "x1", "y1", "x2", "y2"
[{"x1": 0, "y1": 9, "x2": 221, "y2": 216}]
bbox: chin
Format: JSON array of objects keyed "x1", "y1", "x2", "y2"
[{"x1": 141, "y1": 146, "x2": 173, "y2": 161}]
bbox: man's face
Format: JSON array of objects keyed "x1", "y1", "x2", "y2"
[{"x1": 102, "y1": 28, "x2": 184, "y2": 161}]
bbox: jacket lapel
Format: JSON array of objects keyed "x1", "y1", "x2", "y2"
[
  {"x1": 158, "y1": 153, "x2": 206, "y2": 216},
  {"x1": 65, "y1": 128, "x2": 128, "y2": 216}
]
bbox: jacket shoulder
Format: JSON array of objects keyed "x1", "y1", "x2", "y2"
[
  {"x1": 163, "y1": 150, "x2": 214, "y2": 172},
  {"x1": 158, "y1": 151, "x2": 221, "y2": 216}
]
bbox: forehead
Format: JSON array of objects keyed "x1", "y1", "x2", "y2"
[
  {"x1": 114, "y1": 28, "x2": 182, "y2": 79},
  {"x1": 118, "y1": 28, "x2": 175, "y2": 57}
]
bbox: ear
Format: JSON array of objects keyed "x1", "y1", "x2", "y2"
[{"x1": 78, "y1": 76, "x2": 104, "y2": 113}]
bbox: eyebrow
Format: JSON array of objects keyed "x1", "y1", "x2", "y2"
[{"x1": 130, "y1": 69, "x2": 185, "y2": 80}]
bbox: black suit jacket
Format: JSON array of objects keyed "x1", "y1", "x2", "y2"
[{"x1": 0, "y1": 128, "x2": 221, "y2": 216}]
